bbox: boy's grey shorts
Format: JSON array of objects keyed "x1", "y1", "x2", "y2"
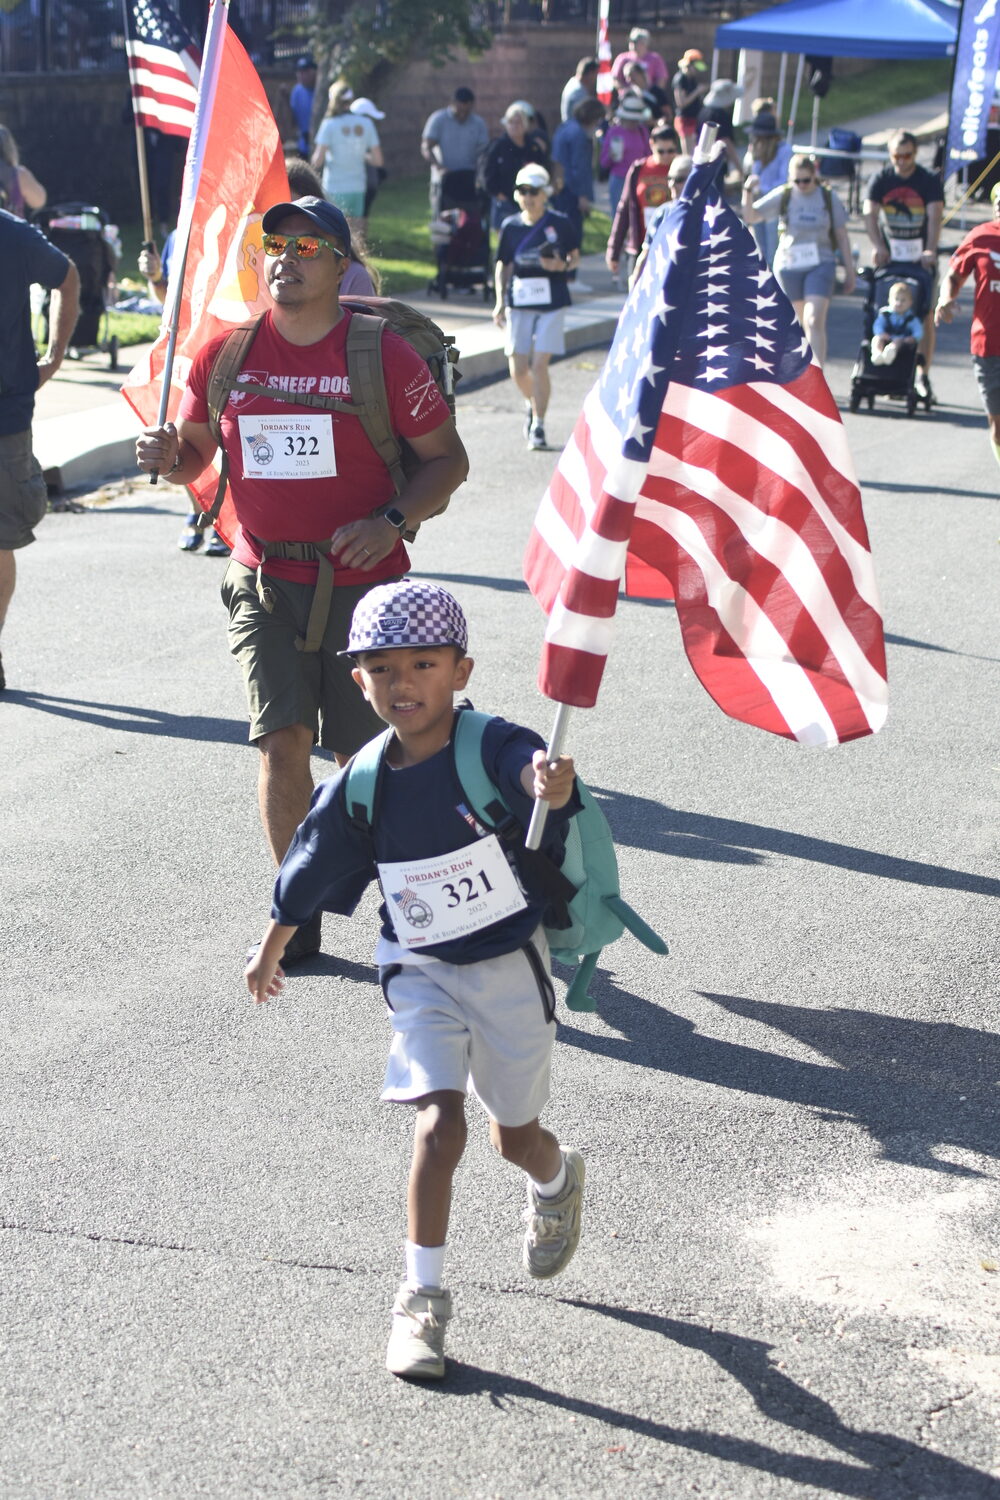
[
  {"x1": 376, "y1": 929, "x2": 557, "y2": 1127},
  {"x1": 973, "y1": 354, "x2": 1000, "y2": 416}
]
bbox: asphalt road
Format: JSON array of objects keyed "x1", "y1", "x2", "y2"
[{"x1": 1, "y1": 292, "x2": 998, "y2": 1499}]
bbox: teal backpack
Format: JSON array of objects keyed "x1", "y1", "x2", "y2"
[{"x1": 344, "y1": 707, "x2": 668, "y2": 1011}]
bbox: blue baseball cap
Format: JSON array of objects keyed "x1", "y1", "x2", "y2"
[
  {"x1": 342, "y1": 581, "x2": 469, "y2": 656},
  {"x1": 261, "y1": 196, "x2": 352, "y2": 254}
]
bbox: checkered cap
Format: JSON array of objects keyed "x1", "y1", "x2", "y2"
[{"x1": 342, "y1": 582, "x2": 468, "y2": 655}]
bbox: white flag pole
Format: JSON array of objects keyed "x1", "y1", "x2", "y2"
[
  {"x1": 149, "y1": 0, "x2": 230, "y2": 480},
  {"x1": 525, "y1": 701, "x2": 573, "y2": 852}
]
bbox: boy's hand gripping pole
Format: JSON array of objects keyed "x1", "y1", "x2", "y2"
[{"x1": 525, "y1": 702, "x2": 572, "y2": 852}]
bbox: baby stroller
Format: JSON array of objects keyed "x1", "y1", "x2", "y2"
[
  {"x1": 35, "y1": 202, "x2": 120, "y2": 370},
  {"x1": 848, "y1": 263, "x2": 933, "y2": 417},
  {"x1": 427, "y1": 168, "x2": 492, "y2": 303}
]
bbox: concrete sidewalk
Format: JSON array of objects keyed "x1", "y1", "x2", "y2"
[{"x1": 31, "y1": 254, "x2": 625, "y2": 495}]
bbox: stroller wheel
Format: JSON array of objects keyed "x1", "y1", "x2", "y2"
[
  {"x1": 848, "y1": 388, "x2": 861, "y2": 413},
  {"x1": 906, "y1": 389, "x2": 917, "y2": 417},
  {"x1": 867, "y1": 395, "x2": 875, "y2": 411}
]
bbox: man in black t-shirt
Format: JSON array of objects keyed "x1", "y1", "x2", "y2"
[
  {"x1": 864, "y1": 130, "x2": 944, "y2": 397},
  {"x1": 0, "y1": 210, "x2": 79, "y2": 692}
]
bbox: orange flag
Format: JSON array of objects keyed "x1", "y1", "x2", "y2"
[{"x1": 122, "y1": 19, "x2": 288, "y2": 545}]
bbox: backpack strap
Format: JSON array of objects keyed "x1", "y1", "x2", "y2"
[
  {"x1": 344, "y1": 311, "x2": 406, "y2": 495},
  {"x1": 778, "y1": 184, "x2": 792, "y2": 239},
  {"x1": 821, "y1": 182, "x2": 838, "y2": 252},
  {"x1": 198, "y1": 316, "x2": 267, "y2": 533},
  {"x1": 343, "y1": 727, "x2": 395, "y2": 841}
]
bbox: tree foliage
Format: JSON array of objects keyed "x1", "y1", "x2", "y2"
[{"x1": 309, "y1": 0, "x2": 492, "y2": 95}]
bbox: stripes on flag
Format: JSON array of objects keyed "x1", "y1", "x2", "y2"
[
  {"x1": 126, "y1": 0, "x2": 200, "y2": 138},
  {"x1": 522, "y1": 154, "x2": 888, "y2": 747}
]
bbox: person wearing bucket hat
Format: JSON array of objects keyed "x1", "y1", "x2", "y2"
[
  {"x1": 600, "y1": 93, "x2": 652, "y2": 218},
  {"x1": 493, "y1": 163, "x2": 581, "y2": 450},
  {"x1": 672, "y1": 49, "x2": 709, "y2": 153},
  {"x1": 935, "y1": 182, "x2": 1000, "y2": 468},
  {"x1": 135, "y1": 199, "x2": 468, "y2": 963},
  {"x1": 246, "y1": 579, "x2": 584, "y2": 1380},
  {"x1": 743, "y1": 106, "x2": 793, "y2": 268}
]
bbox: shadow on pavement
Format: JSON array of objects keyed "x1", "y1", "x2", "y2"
[
  {"x1": 3, "y1": 691, "x2": 248, "y2": 744},
  {"x1": 883, "y1": 630, "x2": 999, "y2": 661},
  {"x1": 592, "y1": 786, "x2": 1000, "y2": 897},
  {"x1": 556, "y1": 979, "x2": 1000, "y2": 1175},
  {"x1": 862, "y1": 479, "x2": 999, "y2": 501},
  {"x1": 439, "y1": 1301, "x2": 999, "y2": 1500}
]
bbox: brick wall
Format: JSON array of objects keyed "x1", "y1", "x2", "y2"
[{"x1": 0, "y1": 26, "x2": 878, "y2": 224}]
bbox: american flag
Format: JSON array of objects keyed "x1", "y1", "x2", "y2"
[
  {"x1": 596, "y1": 0, "x2": 614, "y2": 106},
  {"x1": 125, "y1": 0, "x2": 201, "y2": 138},
  {"x1": 523, "y1": 154, "x2": 888, "y2": 748}
]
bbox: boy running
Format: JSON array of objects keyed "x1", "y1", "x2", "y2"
[{"x1": 245, "y1": 581, "x2": 585, "y2": 1380}]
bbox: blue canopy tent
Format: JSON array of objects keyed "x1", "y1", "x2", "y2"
[{"x1": 714, "y1": 0, "x2": 957, "y2": 144}]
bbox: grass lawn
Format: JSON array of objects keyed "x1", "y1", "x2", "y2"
[{"x1": 815, "y1": 59, "x2": 951, "y2": 134}]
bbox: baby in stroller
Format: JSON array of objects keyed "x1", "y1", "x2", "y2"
[
  {"x1": 870, "y1": 280, "x2": 923, "y2": 365},
  {"x1": 849, "y1": 263, "x2": 933, "y2": 415}
]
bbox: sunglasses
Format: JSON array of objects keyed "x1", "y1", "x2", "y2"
[
  {"x1": 653, "y1": 143, "x2": 679, "y2": 154},
  {"x1": 891, "y1": 150, "x2": 915, "y2": 161},
  {"x1": 516, "y1": 185, "x2": 543, "y2": 196},
  {"x1": 262, "y1": 233, "x2": 345, "y2": 260},
  {"x1": 794, "y1": 176, "x2": 815, "y2": 184}
]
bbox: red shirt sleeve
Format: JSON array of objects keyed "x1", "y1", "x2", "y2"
[
  {"x1": 177, "y1": 331, "x2": 230, "y2": 427},
  {"x1": 381, "y1": 331, "x2": 451, "y2": 440}
]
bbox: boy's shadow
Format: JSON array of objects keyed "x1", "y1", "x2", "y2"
[
  {"x1": 556, "y1": 976, "x2": 1000, "y2": 1176},
  {"x1": 433, "y1": 1303, "x2": 999, "y2": 1499}
]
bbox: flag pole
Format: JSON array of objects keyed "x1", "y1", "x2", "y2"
[
  {"x1": 525, "y1": 701, "x2": 573, "y2": 851},
  {"x1": 149, "y1": 0, "x2": 231, "y2": 482},
  {"x1": 122, "y1": 0, "x2": 155, "y2": 245}
]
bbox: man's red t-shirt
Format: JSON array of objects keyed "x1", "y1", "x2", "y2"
[
  {"x1": 178, "y1": 309, "x2": 451, "y2": 585},
  {"x1": 948, "y1": 220, "x2": 1000, "y2": 357},
  {"x1": 633, "y1": 158, "x2": 671, "y2": 233}
]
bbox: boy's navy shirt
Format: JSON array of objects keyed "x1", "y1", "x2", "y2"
[{"x1": 272, "y1": 714, "x2": 581, "y2": 965}]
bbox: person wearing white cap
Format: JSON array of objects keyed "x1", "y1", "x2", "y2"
[
  {"x1": 245, "y1": 579, "x2": 585, "y2": 1382},
  {"x1": 350, "y1": 96, "x2": 388, "y2": 222},
  {"x1": 600, "y1": 93, "x2": 651, "y2": 220},
  {"x1": 312, "y1": 79, "x2": 383, "y2": 228},
  {"x1": 493, "y1": 163, "x2": 581, "y2": 450}
]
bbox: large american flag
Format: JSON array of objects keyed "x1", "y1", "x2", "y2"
[
  {"x1": 523, "y1": 155, "x2": 888, "y2": 748},
  {"x1": 125, "y1": 0, "x2": 201, "y2": 138}
]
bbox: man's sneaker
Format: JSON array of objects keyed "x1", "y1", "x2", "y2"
[
  {"x1": 178, "y1": 513, "x2": 203, "y2": 552},
  {"x1": 915, "y1": 367, "x2": 932, "y2": 401},
  {"x1": 522, "y1": 1149, "x2": 585, "y2": 1280},
  {"x1": 386, "y1": 1285, "x2": 452, "y2": 1379},
  {"x1": 204, "y1": 528, "x2": 231, "y2": 557},
  {"x1": 528, "y1": 422, "x2": 547, "y2": 451},
  {"x1": 523, "y1": 401, "x2": 533, "y2": 440}
]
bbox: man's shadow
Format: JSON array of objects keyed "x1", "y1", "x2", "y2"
[
  {"x1": 3, "y1": 691, "x2": 248, "y2": 745},
  {"x1": 433, "y1": 1303, "x2": 1000, "y2": 1499},
  {"x1": 555, "y1": 975, "x2": 1000, "y2": 1176}
]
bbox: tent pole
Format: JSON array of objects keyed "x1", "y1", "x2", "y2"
[
  {"x1": 776, "y1": 53, "x2": 788, "y2": 121},
  {"x1": 811, "y1": 92, "x2": 820, "y2": 148},
  {"x1": 786, "y1": 53, "x2": 805, "y2": 142},
  {"x1": 711, "y1": 46, "x2": 720, "y2": 82}
]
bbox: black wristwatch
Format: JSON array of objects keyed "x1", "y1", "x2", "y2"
[{"x1": 382, "y1": 506, "x2": 408, "y2": 535}]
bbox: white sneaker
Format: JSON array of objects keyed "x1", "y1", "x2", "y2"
[
  {"x1": 882, "y1": 342, "x2": 898, "y2": 365},
  {"x1": 572, "y1": 279, "x2": 593, "y2": 293},
  {"x1": 522, "y1": 1150, "x2": 585, "y2": 1279},
  {"x1": 870, "y1": 347, "x2": 886, "y2": 365},
  {"x1": 386, "y1": 1285, "x2": 452, "y2": 1379}
]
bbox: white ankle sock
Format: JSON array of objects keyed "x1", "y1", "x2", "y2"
[
  {"x1": 404, "y1": 1240, "x2": 445, "y2": 1291},
  {"x1": 532, "y1": 1158, "x2": 567, "y2": 1198}
]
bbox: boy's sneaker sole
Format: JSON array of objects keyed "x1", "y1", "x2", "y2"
[
  {"x1": 386, "y1": 1285, "x2": 452, "y2": 1380},
  {"x1": 522, "y1": 1149, "x2": 585, "y2": 1280}
]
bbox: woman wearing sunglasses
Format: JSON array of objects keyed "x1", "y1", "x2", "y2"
[
  {"x1": 493, "y1": 164, "x2": 581, "y2": 451},
  {"x1": 742, "y1": 153, "x2": 856, "y2": 367}
]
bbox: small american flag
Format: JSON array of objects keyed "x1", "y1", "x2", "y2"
[
  {"x1": 523, "y1": 155, "x2": 888, "y2": 748},
  {"x1": 125, "y1": 0, "x2": 201, "y2": 138}
]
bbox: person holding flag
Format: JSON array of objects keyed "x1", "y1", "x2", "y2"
[{"x1": 135, "y1": 196, "x2": 468, "y2": 963}]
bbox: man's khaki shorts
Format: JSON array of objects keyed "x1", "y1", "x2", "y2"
[
  {"x1": 221, "y1": 561, "x2": 393, "y2": 754},
  {"x1": 0, "y1": 429, "x2": 48, "y2": 551}
]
